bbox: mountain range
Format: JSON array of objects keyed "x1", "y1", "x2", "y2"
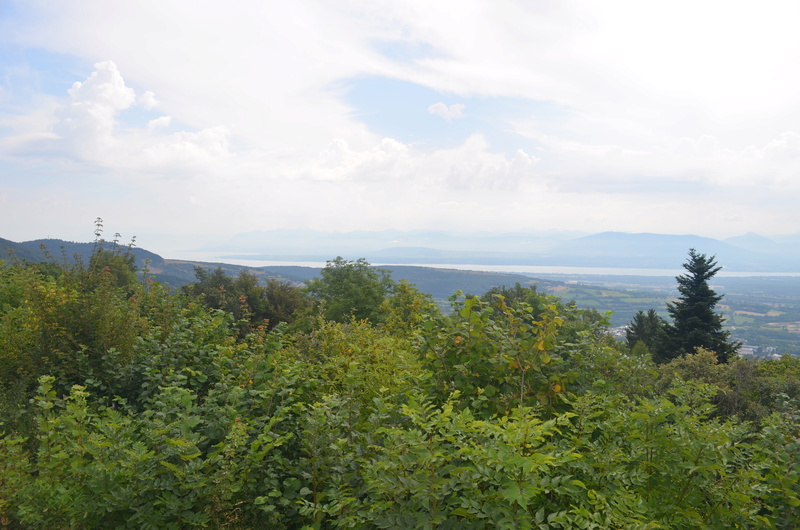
[
  {"x1": 189, "y1": 230, "x2": 800, "y2": 272},
  {"x1": 4, "y1": 230, "x2": 800, "y2": 275}
]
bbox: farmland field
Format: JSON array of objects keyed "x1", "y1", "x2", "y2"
[{"x1": 524, "y1": 273, "x2": 800, "y2": 357}]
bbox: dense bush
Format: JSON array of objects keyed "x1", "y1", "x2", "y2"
[{"x1": 0, "y1": 243, "x2": 798, "y2": 528}]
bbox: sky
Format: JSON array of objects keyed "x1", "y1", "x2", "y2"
[{"x1": 2, "y1": 1, "x2": 800, "y2": 254}]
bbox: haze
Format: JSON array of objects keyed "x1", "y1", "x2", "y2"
[{"x1": 2, "y1": 1, "x2": 800, "y2": 256}]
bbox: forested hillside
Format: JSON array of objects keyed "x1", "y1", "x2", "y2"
[
  {"x1": 1, "y1": 238, "x2": 799, "y2": 528},
  {"x1": 7, "y1": 234, "x2": 800, "y2": 356}
]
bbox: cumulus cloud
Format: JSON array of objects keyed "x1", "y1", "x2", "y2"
[
  {"x1": 141, "y1": 126, "x2": 230, "y2": 166},
  {"x1": 430, "y1": 135, "x2": 538, "y2": 191},
  {"x1": 505, "y1": 125, "x2": 800, "y2": 199},
  {"x1": 68, "y1": 61, "x2": 135, "y2": 109},
  {"x1": 147, "y1": 116, "x2": 172, "y2": 132},
  {"x1": 761, "y1": 131, "x2": 800, "y2": 160},
  {"x1": 427, "y1": 102, "x2": 465, "y2": 121},
  {"x1": 302, "y1": 133, "x2": 539, "y2": 193},
  {"x1": 54, "y1": 61, "x2": 135, "y2": 150},
  {"x1": 2, "y1": 62, "x2": 230, "y2": 172},
  {"x1": 302, "y1": 137, "x2": 411, "y2": 182},
  {"x1": 138, "y1": 90, "x2": 159, "y2": 109},
  {"x1": 3, "y1": 2, "x2": 800, "y2": 239}
]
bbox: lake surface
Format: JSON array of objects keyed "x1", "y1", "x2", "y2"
[{"x1": 168, "y1": 252, "x2": 800, "y2": 278}]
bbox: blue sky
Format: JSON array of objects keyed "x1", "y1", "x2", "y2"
[
  {"x1": 2, "y1": 1, "x2": 800, "y2": 255},
  {"x1": 339, "y1": 76, "x2": 555, "y2": 154}
]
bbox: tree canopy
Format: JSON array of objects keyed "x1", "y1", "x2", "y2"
[
  {"x1": 627, "y1": 309, "x2": 668, "y2": 361},
  {"x1": 665, "y1": 249, "x2": 740, "y2": 363},
  {"x1": 183, "y1": 267, "x2": 306, "y2": 332},
  {"x1": 628, "y1": 249, "x2": 741, "y2": 364},
  {"x1": 0, "y1": 240, "x2": 797, "y2": 528},
  {"x1": 304, "y1": 256, "x2": 394, "y2": 323}
]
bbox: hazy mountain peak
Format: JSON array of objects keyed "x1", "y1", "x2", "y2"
[{"x1": 724, "y1": 233, "x2": 778, "y2": 253}]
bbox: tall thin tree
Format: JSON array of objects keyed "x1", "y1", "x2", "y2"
[{"x1": 664, "y1": 249, "x2": 740, "y2": 363}]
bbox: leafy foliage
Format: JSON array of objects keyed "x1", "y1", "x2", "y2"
[
  {"x1": 0, "y1": 243, "x2": 146, "y2": 398},
  {"x1": 380, "y1": 279, "x2": 441, "y2": 337},
  {"x1": 0, "y1": 237, "x2": 798, "y2": 528},
  {"x1": 420, "y1": 293, "x2": 568, "y2": 418},
  {"x1": 183, "y1": 267, "x2": 305, "y2": 332},
  {"x1": 304, "y1": 257, "x2": 394, "y2": 324}
]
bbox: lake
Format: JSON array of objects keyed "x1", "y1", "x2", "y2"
[{"x1": 167, "y1": 252, "x2": 800, "y2": 278}]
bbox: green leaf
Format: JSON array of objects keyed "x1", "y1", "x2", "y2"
[
  {"x1": 451, "y1": 507, "x2": 473, "y2": 518},
  {"x1": 502, "y1": 482, "x2": 527, "y2": 509}
]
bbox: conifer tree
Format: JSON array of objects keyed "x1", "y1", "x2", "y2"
[
  {"x1": 626, "y1": 309, "x2": 668, "y2": 361},
  {"x1": 664, "y1": 249, "x2": 739, "y2": 363}
]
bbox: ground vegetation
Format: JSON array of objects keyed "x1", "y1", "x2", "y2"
[{"x1": 0, "y1": 234, "x2": 798, "y2": 528}]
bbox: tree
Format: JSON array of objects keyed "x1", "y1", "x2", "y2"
[
  {"x1": 482, "y1": 283, "x2": 555, "y2": 319},
  {"x1": 86, "y1": 247, "x2": 138, "y2": 292},
  {"x1": 664, "y1": 249, "x2": 740, "y2": 363},
  {"x1": 304, "y1": 257, "x2": 394, "y2": 324},
  {"x1": 380, "y1": 280, "x2": 440, "y2": 337},
  {"x1": 262, "y1": 278, "x2": 306, "y2": 328},
  {"x1": 483, "y1": 283, "x2": 610, "y2": 344},
  {"x1": 626, "y1": 309, "x2": 668, "y2": 361},
  {"x1": 184, "y1": 267, "x2": 304, "y2": 330}
]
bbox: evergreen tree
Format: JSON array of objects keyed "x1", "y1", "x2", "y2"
[
  {"x1": 626, "y1": 309, "x2": 668, "y2": 361},
  {"x1": 664, "y1": 249, "x2": 739, "y2": 363}
]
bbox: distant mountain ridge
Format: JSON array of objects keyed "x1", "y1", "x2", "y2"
[
  {"x1": 0, "y1": 235, "x2": 548, "y2": 296},
  {"x1": 4, "y1": 229, "x2": 800, "y2": 274},
  {"x1": 199, "y1": 230, "x2": 800, "y2": 272},
  {"x1": 540, "y1": 232, "x2": 775, "y2": 269},
  {"x1": 1, "y1": 237, "x2": 163, "y2": 267},
  {"x1": 723, "y1": 233, "x2": 781, "y2": 254}
]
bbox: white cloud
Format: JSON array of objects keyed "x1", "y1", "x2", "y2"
[
  {"x1": 147, "y1": 116, "x2": 171, "y2": 132},
  {"x1": 140, "y1": 126, "x2": 230, "y2": 167},
  {"x1": 304, "y1": 137, "x2": 411, "y2": 182},
  {"x1": 67, "y1": 61, "x2": 135, "y2": 109},
  {"x1": 1, "y1": 61, "x2": 231, "y2": 172},
  {"x1": 138, "y1": 90, "x2": 159, "y2": 110},
  {"x1": 52, "y1": 61, "x2": 135, "y2": 154},
  {"x1": 301, "y1": 133, "x2": 539, "y2": 194},
  {"x1": 427, "y1": 102, "x2": 465, "y2": 121},
  {"x1": 2, "y1": 1, "x2": 800, "y2": 242}
]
